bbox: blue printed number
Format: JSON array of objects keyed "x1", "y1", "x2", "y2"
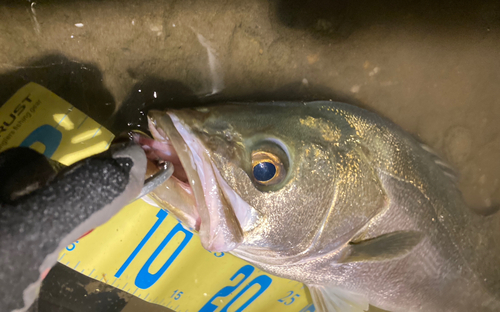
[
  {"x1": 66, "y1": 241, "x2": 79, "y2": 251},
  {"x1": 115, "y1": 209, "x2": 193, "y2": 289},
  {"x1": 20, "y1": 124, "x2": 62, "y2": 158},
  {"x1": 278, "y1": 291, "x2": 301, "y2": 305},
  {"x1": 200, "y1": 265, "x2": 272, "y2": 312},
  {"x1": 212, "y1": 252, "x2": 225, "y2": 257},
  {"x1": 171, "y1": 290, "x2": 183, "y2": 300},
  {"x1": 135, "y1": 222, "x2": 192, "y2": 288},
  {"x1": 221, "y1": 275, "x2": 272, "y2": 312},
  {"x1": 200, "y1": 265, "x2": 254, "y2": 312}
]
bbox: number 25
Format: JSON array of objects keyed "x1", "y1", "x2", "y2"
[{"x1": 278, "y1": 290, "x2": 300, "y2": 305}]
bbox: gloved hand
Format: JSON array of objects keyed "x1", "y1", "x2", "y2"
[{"x1": 0, "y1": 141, "x2": 148, "y2": 312}]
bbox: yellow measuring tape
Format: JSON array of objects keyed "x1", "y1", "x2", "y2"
[{"x1": 0, "y1": 83, "x2": 315, "y2": 312}]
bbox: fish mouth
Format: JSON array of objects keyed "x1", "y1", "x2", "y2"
[{"x1": 133, "y1": 110, "x2": 246, "y2": 252}]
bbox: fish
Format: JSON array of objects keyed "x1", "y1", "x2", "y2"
[
  {"x1": 0, "y1": 141, "x2": 148, "y2": 312},
  {"x1": 136, "y1": 101, "x2": 500, "y2": 312}
]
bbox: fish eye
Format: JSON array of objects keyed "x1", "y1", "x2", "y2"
[
  {"x1": 253, "y1": 162, "x2": 276, "y2": 182},
  {"x1": 251, "y1": 151, "x2": 286, "y2": 186}
]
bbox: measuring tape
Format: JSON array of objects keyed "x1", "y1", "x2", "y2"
[{"x1": 0, "y1": 83, "x2": 316, "y2": 312}]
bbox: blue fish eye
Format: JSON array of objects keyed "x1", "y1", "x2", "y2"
[{"x1": 253, "y1": 162, "x2": 277, "y2": 182}]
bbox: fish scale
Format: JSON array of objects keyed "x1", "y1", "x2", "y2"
[{"x1": 146, "y1": 102, "x2": 500, "y2": 312}]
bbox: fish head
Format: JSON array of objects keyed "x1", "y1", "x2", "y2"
[{"x1": 142, "y1": 103, "x2": 387, "y2": 263}]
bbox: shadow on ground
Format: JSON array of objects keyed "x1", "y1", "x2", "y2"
[
  {"x1": 0, "y1": 54, "x2": 115, "y2": 126},
  {"x1": 272, "y1": 0, "x2": 500, "y2": 39}
]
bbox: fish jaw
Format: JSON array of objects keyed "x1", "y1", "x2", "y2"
[
  {"x1": 142, "y1": 110, "x2": 246, "y2": 252},
  {"x1": 132, "y1": 131, "x2": 200, "y2": 230}
]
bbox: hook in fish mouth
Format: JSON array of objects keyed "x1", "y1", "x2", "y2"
[
  {"x1": 130, "y1": 125, "x2": 201, "y2": 232},
  {"x1": 131, "y1": 110, "x2": 250, "y2": 252},
  {"x1": 136, "y1": 161, "x2": 174, "y2": 200},
  {"x1": 106, "y1": 135, "x2": 174, "y2": 202}
]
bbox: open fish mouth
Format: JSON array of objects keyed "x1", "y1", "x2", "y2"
[{"x1": 132, "y1": 110, "x2": 246, "y2": 252}]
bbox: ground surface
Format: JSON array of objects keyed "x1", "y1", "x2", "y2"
[{"x1": 1, "y1": 0, "x2": 499, "y2": 311}]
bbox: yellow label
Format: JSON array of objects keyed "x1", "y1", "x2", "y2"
[
  {"x1": 1, "y1": 83, "x2": 315, "y2": 312},
  {"x1": 0, "y1": 82, "x2": 114, "y2": 165}
]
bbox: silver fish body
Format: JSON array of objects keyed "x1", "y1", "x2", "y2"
[{"x1": 142, "y1": 101, "x2": 500, "y2": 312}]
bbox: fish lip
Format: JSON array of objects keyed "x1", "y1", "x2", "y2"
[
  {"x1": 164, "y1": 112, "x2": 206, "y2": 228},
  {"x1": 142, "y1": 112, "x2": 202, "y2": 231},
  {"x1": 146, "y1": 110, "x2": 245, "y2": 252}
]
